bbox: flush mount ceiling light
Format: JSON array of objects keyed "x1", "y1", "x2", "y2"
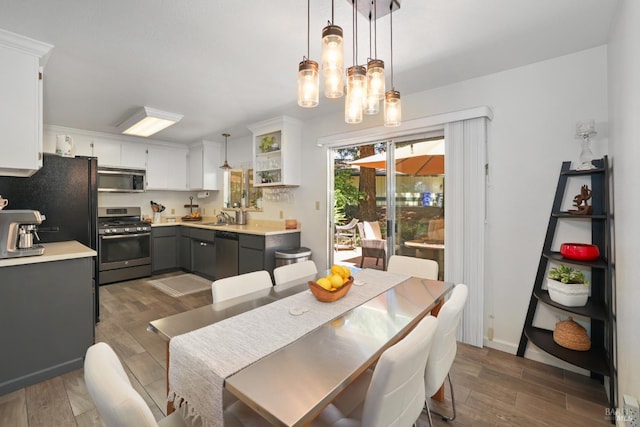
[
  {"x1": 220, "y1": 133, "x2": 232, "y2": 170},
  {"x1": 117, "y1": 107, "x2": 183, "y2": 137}
]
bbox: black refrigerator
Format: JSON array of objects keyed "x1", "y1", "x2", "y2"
[{"x1": 0, "y1": 153, "x2": 100, "y2": 323}]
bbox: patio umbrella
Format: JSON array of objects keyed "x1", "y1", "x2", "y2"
[{"x1": 348, "y1": 139, "x2": 445, "y2": 175}]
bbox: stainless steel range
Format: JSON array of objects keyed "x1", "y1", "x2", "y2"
[{"x1": 98, "y1": 207, "x2": 151, "y2": 285}]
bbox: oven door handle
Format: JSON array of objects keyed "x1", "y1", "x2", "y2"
[{"x1": 101, "y1": 233, "x2": 151, "y2": 240}]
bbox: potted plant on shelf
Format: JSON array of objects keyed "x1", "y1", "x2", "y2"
[
  {"x1": 546, "y1": 264, "x2": 590, "y2": 307},
  {"x1": 259, "y1": 135, "x2": 275, "y2": 152}
]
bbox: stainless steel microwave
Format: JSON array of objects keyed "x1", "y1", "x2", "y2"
[{"x1": 98, "y1": 167, "x2": 145, "y2": 192}]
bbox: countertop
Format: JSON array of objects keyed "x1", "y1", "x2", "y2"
[
  {"x1": 0, "y1": 241, "x2": 96, "y2": 268},
  {"x1": 151, "y1": 219, "x2": 301, "y2": 236}
]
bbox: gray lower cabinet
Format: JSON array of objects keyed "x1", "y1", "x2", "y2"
[
  {"x1": 179, "y1": 226, "x2": 192, "y2": 271},
  {"x1": 0, "y1": 257, "x2": 94, "y2": 395},
  {"x1": 151, "y1": 226, "x2": 301, "y2": 280},
  {"x1": 239, "y1": 234, "x2": 266, "y2": 273},
  {"x1": 191, "y1": 228, "x2": 216, "y2": 280},
  {"x1": 239, "y1": 232, "x2": 300, "y2": 278},
  {"x1": 152, "y1": 226, "x2": 179, "y2": 273}
]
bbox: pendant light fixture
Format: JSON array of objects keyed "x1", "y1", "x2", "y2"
[
  {"x1": 384, "y1": 1, "x2": 401, "y2": 127},
  {"x1": 364, "y1": 1, "x2": 384, "y2": 115},
  {"x1": 321, "y1": 0, "x2": 344, "y2": 98},
  {"x1": 345, "y1": 0, "x2": 367, "y2": 124},
  {"x1": 297, "y1": 0, "x2": 319, "y2": 108},
  {"x1": 220, "y1": 133, "x2": 232, "y2": 170}
]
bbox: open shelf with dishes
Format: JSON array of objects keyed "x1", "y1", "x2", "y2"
[{"x1": 249, "y1": 116, "x2": 302, "y2": 188}]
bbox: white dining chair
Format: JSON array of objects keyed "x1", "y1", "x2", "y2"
[
  {"x1": 387, "y1": 254, "x2": 439, "y2": 280},
  {"x1": 423, "y1": 283, "x2": 468, "y2": 425},
  {"x1": 273, "y1": 260, "x2": 318, "y2": 290},
  {"x1": 211, "y1": 270, "x2": 273, "y2": 303},
  {"x1": 84, "y1": 342, "x2": 191, "y2": 427},
  {"x1": 311, "y1": 315, "x2": 439, "y2": 427}
]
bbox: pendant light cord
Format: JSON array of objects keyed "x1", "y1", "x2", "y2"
[
  {"x1": 374, "y1": 0, "x2": 378, "y2": 59},
  {"x1": 352, "y1": 0, "x2": 359, "y2": 66},
  {"x1": 390, "y1": 1, "x2": 394, "y2": 89},
  {"x1": 306, "y1": 0, "x2": 310, "y2": 60},
  {"x1": 331, "y1": 0, "x2": 335, "y2": 24}
]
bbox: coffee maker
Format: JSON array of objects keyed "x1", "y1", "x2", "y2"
[{"x1": 0, "y1": 210, "x2": 45, "y2": 259}]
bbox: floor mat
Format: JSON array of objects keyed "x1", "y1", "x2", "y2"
[{"x1": 147, "y1": 274, "x2": 211, "y2": 297}]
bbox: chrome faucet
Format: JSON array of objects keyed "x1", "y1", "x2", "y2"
[{"x1": 217, "y1": 211, "x2": 235, "y2": 224}]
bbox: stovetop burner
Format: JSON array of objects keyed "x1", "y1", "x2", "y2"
[{"x1": 98, "y1": 206, "x2": 151, "y2": 234}]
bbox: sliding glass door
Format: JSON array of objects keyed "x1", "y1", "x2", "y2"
[
  {"x1": 331, "y1": 134, "x2": 445, "y2": 278},
  {"x1": 392, "y1": 138, "x2": 445, "y2": 279}
]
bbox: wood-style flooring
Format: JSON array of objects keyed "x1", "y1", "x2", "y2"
[{"x1": 0, "y1": 272, "x2": 613, "y2": 426}]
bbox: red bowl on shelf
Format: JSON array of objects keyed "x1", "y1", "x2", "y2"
[{"x1": 560, "y1": 243, "x2": 600, "y2": 261}]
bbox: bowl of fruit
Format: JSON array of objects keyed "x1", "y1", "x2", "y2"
[{"x1": 309, "y1": 265, "x2": 353, "y2": 303}]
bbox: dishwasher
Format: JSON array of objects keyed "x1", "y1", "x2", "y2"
[{"x1": 215, "y1": 231, "x2": 239, "y2": 280}]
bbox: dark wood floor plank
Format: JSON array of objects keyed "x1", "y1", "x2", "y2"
[
  {"x1": 0, "y1": 389, "x2": 27, "y2": 427},
  {"x1": 61, "y1": 369, "x2": 95, "y2": 416},
  {"x1": 25, "y1": 377, "x2": 76, "y2": 427}
]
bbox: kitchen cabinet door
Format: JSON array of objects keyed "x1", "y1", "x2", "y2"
[
  {"x1": 188, "y1": 140, "x2": 221, "y2": 190},
  {"x1": 121, "y1": 143, "x2": 148, "y2": 170},
  {"x1": 146, "y1": 146, "x2": 188, "y2": 190},
  {"x1": 179, "y1": 227, "x2": 192, "y2": 271},
  {"x1": 192, "y1": 239, "x2": 216, "y2": 280},
  {"x1": 0, "y1": 29, "x2": 52, "y2": 177},
  {"x1": 92, "y1": 139, "x2": 121, "y2": 167},
  {"x1": 152, "y1": 227, "x2": 178, "y2": 273}
]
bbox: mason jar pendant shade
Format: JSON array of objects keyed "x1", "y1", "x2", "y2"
[
  {"x1": 321, "y1": 25, "x2": 344, "y2": 98},
  {"x1": 297, "y1": 59, "x2": 319, "y2": 108},
  {"x1": 384, "y1": 90, "x2": 401, "y2": 127},
  {"x1": 364, "y1": 58, "x2": 384, "y2": 114},
  {"x1": 384, "y1": 2, "x2": 401, "y2": 127}
]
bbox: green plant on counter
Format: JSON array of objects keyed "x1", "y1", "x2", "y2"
[
  {"x1": 548, "y1": 264, "x2": 588, "y2": 285},
  {"x1": 260, "y1": 135, "x2": 275, "y2": 152}
]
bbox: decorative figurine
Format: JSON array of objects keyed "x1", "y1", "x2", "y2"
[{"x1": 568, "y1": 185, "x2": 592, "y2": 215}]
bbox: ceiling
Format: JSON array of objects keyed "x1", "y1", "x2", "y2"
[{"x1": 0, "y1": 0, "x2": 618, "y2": 144}]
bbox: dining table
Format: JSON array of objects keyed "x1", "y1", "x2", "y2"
[
  {"x1": 404, "y1": 240, "x2": 445, "y2": 280},
  {"x1": 148, "y1": 268, "x2": 453, "y2": 427}
]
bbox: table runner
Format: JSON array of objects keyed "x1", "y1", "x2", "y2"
[{"x1": 168, "y1": 268, "x2": 409, "y2": 427}]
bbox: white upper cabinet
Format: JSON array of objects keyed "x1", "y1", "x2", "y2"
[
  {"x1": 91, "y1": 139, "x2": 122, "y2": 167},
  {"x1": 189, "y1": 140, "x2": 221, "y2": 191},
  {"x1": 0, "y1": 29, "x2": 53, "y2": 177},
  {"x1": 146, "y1": 146, "x2": 188, "y2": 190},
  {"x1": 249, "y1": 116, "x2": 301, "y2": 187},
  {"x1": 120, "y1": 143, "x2": 148, "y2": 170}
]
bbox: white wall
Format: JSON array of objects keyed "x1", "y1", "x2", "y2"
[
  {"x1": 608, "y1": 0, "x2": 640, "y2": 408},
  {"x1": 296, "y1": 46, "x2": 608, "y2": 370}
]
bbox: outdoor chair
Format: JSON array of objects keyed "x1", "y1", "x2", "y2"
[
  {"x1": 335, "y1": 218, "x2": 359, "y2": 249},
  {"x1": 357, "y1": 221, "x2": 387, "y2": 270}
]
